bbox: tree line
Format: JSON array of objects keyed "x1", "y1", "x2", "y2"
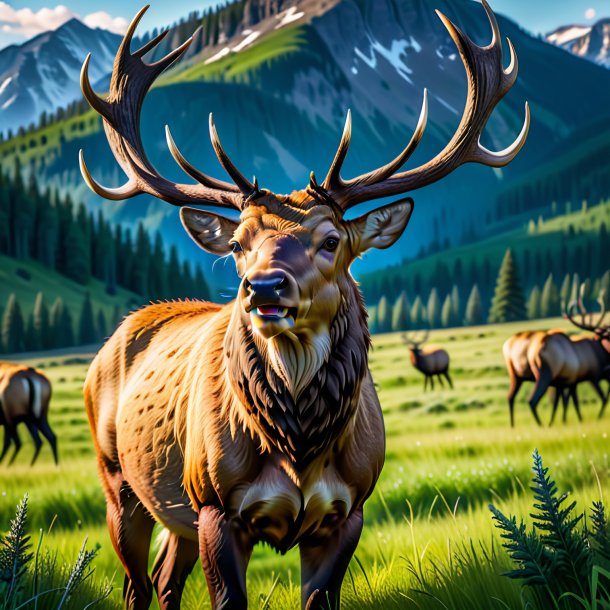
[
  {"x1": 1, "y1": 291, "x2": 118, "y2": 354},
  {"x1": 368, "y1": 247, "x2": 610, "y2": 333},
  {"x1": 0, "y1": 159, "x2": 209, "y2": 301}
]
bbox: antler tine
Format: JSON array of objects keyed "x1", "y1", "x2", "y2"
[
  {"x1": 165, "y1": 126, "x2": 240, "y2": 192},
  {"x1": 322, "y1": 110, "x2": 352, "y2": 191},
  {"x1": 565, "y1": 285, "x2": 609, "y2": 337},
  {"x1": 133, "y1": 28, "x2": 169, "y2": 59},
  {"x1": 209, "y1": 113, "x2": 257, "y2": 197},
  {"x1": 80, "y1": 6, "x2": 244, "y2": 211},
  {"x1": 325, "y1": 0, "x2": 529, "y2": 211}
]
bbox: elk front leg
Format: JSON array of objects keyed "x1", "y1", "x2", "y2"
[
  {"x1": 198, "y1": 506, "x2": 252, "y2": 610},
  {"x1": 300, "y1": 508, "x2": 364, "y2": 610}
]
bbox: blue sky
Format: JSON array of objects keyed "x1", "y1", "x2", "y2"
[{"x1": 0, "y1": 1, "x2": 607, "y2": 49}]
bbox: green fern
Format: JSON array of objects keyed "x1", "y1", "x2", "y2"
[
  {"x1": 529, "y1": 449, "x2": 590, "y2": 598},
  {"x1": 490, "y1": 449, "x2": 610, "y2": 610},
  {"x1": 0, "y1": 494, "x2": 33, "y2": 609}
]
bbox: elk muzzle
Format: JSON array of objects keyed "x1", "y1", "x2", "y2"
[{"x1": 244, "y1": 269, "x2": 299, "y2": 339}]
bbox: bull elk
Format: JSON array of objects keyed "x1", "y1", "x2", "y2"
[
  {"x1": 503, "y1": 292, "x2": 610, "y2": 427},
  {"x1": 0, "y1": 362, "x2": 58, "y2": 465},
  {"x1": 402, "y1": 330, "x2": 452, "y2": 390},
  {"x1": 80, "y1": 3, "x2": 528, "y2": 608}
]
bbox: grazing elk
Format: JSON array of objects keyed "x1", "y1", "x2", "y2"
[
  {"x1": 80, "y1": 3, "x2": 528, "y2": 608},
  {"x1": 503, "y1": 294, "x2": 610, "y2": 427},
  {"x1": 402, "y1": 330, "x2": 452, "y2": 391},
  {"x1": 0, "y1": 362, "x2": 58, "y2": 465}
]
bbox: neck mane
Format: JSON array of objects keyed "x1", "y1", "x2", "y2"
[{"x1": 225, "y1": 281, "x2": 370, "y2": 469}]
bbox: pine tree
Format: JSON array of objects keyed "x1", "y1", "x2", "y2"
[
  {"x1": 78, "y1": 291, "x2": 97, "y2": 345},
  {"x1": 527, "y1": 285, "x2": 541, "y2": 320},
  {"x1": 50, "y1": 297, "x2": 73, "y2": 348},
  {"x1": 450, "y1": 285, "x2": 461, "y2": 325},
  {"x1": 410, "y1": 295, "x2": 426, "y2": 329},
  {"x1": 560, "y1": 273, "x2": 571, "y2": 307},
  {"x1": 64, "y1": 222, "x2": 90, "y2": 284},
  {"x1": 96, "y1": 310, "x2": 108, "y2": 341},
  {"x1": 488, "y1": 249, "x2": 526, "y2": 323},
  {"x1": 441, "y1": 295, "x2": 453, "y2": 328},
  {"x1": 376, "y1": 296, "x2": 391, "y2": 333},
  {"x1": 465, "y1": 284, "x2": 483, "y2": 326},
  {"x1": 368, "y1": 306, "x2": 378, "y2": 334},
  {"x1": 1, "y1": 294, "x2": 24, "y2": 353},
  {"x1": 391, "y1": 291, "x2": 410, "y2": 331},
  {"x1": 427, "y1": 288, "x2": 441, "y2": 328},
  {"x1": 540, "y1": 274, "x2": 560, "y2": 318},
  {"x1": 32, "y1": 291, "x2": 51, "y2": 350},
  {"x1": 131, "y1": 222, "x2": 151, "y2": 298}
]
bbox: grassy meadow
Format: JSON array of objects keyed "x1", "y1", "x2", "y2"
[{"x1": 1, "y1": 316, "x2": 608, "y2": 609}]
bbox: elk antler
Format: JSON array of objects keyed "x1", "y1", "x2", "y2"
[
  {"x1": 565, "y1": 285, "x2": 609, "y2": 340},
  {"x1": 322, "y1": 0, "x2": 530, "y2": 211},
  {"x1": 79, "y1": 5, "x2": 253, "y2": 210},
  {"x1": 402, "y1": 329, "x2": 430, "y2": 348}
]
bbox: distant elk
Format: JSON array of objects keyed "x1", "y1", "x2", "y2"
[
  {"x1": 402, "y1": 330, "x2": 452, "y2": 391},
  {"x1": 79, "y1": 2, "x2": 527, "y2": 608},
  {"x1": 0, "y1": 362, "x2": 58, "y2": 464},
  {"x1": 503, "y1": 290, "x2": 610, "y2": 427}
]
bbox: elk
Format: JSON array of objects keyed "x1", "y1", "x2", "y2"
[
  {"x1": 0, "y1": 362, "x2": 58, "y2": 465},
  {"x1": 503, "y1": 293, "x2": 610, "y2": 427},
  {"x1": 402, "y1": 330, "x2": 452, "y2": 390},
  {"x1": 80, "y1": 3, "x2": 528, "y2": 608}
]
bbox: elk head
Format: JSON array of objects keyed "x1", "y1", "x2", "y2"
[
  {"x1": 402, "y1": 329, "x2": 430, "y2": 354},
  {"x1": 80, "y1": 2, "x2": 528, "y2": 392}
]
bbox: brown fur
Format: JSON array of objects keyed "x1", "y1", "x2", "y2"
[
  {"x1": 0, "y1": 362, "x2": 57, "y2": 464},
  {"x1": 503, "y1": 331, "x2": 610, "y2": 426}
]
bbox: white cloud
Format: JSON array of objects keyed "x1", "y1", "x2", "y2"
[
  {"x1": 82, "y1": 11, "x2": 128, "y2": 35},
  {"x1": 585, "y1": 7, "x2": 597, "y2": 20},
  {"x1": 0, "y1": 3, "x2": 128, "y2": 40}
]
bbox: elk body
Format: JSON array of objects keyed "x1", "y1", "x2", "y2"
[
  {"x1": 0, "y1": 362, "x2": 57, "y2": 464},
  {"x1": 503, "y1": 322, "x2": 610, "y2": 427},
  {"x1": 402, "y1": 330, "x2": 452, "y2": 391},
  {"x1": 80, "y1": 3, "x2": 528, "y2": 608}
]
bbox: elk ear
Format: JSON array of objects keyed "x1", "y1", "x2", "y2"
[
  {"x1": 348, "y1": 197, "x2": 414, "y2": 253},
  {"x1": 180, "y1": 207, "x2": 239, "y2": 256}
]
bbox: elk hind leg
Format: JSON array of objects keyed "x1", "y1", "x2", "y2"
[
  {"x1": 24, "y1": 420, "x2": 42, "y2": 465},
  {"x1": 548, "y1": 388, "x2": 561, "y2": 427},
  {"x1": 507, "y1": 376, "x2": 523, "y2": 428},
  {"x1": 102, "y1": 467, "x2": 155, "y2": 610},
  {"x1": 444, "y1": 371, "x2": 453, "y2": 389},
  {"x1": 152, "y1": 531, "x2": 199, "y2": 610},
  {"x1": 569, "y1": 386, "x2": 583, "y2": 422},
  {"x1": 8, "y1": 425, "x2": 22, "y2": 465},
  {"x1": 437, "y1": 374, "x2": 445, "y2": 388},
  {"x1": 528, "y1": 365, "x2": 552, "y2": 426},
  {"x1": 300, "y1": 508, "x2": 364, "y2": 610},
  {"x1": 37, "y1": 414, "x2": 58, "y2": 464}
]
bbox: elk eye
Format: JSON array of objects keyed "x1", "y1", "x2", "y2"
[
  {"x1": 322, "y1": 237, "x2": 339, "y2": 252},
  {"x1": 230, "y1": 241, "x2": 243, "y2": 253}
]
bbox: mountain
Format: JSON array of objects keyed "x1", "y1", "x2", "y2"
[
  {"x1": 0, "y1": 19, "x2": 122, "y2": 135},
  {"x1": 546, "y1": 18, "x2": 610, "y2": 68},
  {"x1": 2, "y1": 0, "x2": 610, "y2": 292}
]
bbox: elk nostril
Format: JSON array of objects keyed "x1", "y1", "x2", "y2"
[{"x1": 275, "y1": 277, "x2": 289, "y2": 292}]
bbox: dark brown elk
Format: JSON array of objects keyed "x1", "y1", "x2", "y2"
[
  {"x1": 80, "y1": 3, "x2": 528, "y2": 608},
  {"x1": 0, "y1": 362, "x2": 58, "y2": 464},
  {"x1": 402, "y1": 330, "x2": 452, "y2": 390},
  {"x1": 503, "y1": 293, "x2": 610, "y2": 427}
]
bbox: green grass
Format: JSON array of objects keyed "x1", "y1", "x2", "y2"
[
  {"x1": 1, "y1": 316, "x2": 608, "y2": 608},
  {"x1": 0, "y1": 253, "x2": 143, "y2": 337}
]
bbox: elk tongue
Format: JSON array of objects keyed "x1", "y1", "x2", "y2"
[{"x1": 257, "y1": 306, "x2": 288, "y2": 318}]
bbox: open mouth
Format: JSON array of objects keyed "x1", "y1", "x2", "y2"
[{"x1": 253, "y1": 305, "x2": 297, "y2": 320}]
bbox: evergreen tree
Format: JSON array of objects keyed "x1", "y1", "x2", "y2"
[
  {"x1": 64, "y1": 222, "x2": 90, "y2": 284},
  {"x1": 131, "y1": 222, "x2": 151, "y2": 297},
  {"x1": 376, "y1": 295, "x2": 391, "y2": 333},
  {"x1": 167, "y1": 245, "x2": 181, "y2": 298},
  {"x1": 560, "y1": 273, "x2": 571, "y2": 307},
  {"x1": 96, "y1": 309, "x2": 108, "y2": 341},
  {"x1": 391, "y1": 291, "x2": 410, "y2": 332},
  {"x1": 150, "y1": 233, "x2": 168, "y2": 301},
  {"x1": 488, "y1": 249, "x2": 526, "y2": 323},
  {"x1": 541, "y1": 273, "x2": 560, "y2": 318},
  {"x1": 32, "y1": 291, "x2": 51, "y2": 350},
  {"x1": 441, "y1": 295, "x2": 453, "y2": 328},
  {"x1": 570, "y1": 272, "x2": 581, "y2": 305},
  {"x1": 465, "y1": 284, "x2": 483, "y2": 326},
  {"x1": 427, "y1": 288, "x2": 441, "y2": 328},
  {"x1": 50, "y1": 297, "x2": 73, "y2": 348},
  {"x1": 1, "y1": 294, "x2": 24, "y2": 353},
  {"x1": 194, "y1": 267, "x2": 210, "y2": 301},
  {"x1": 410, "y1": 295, "x2": 426, "y2": 329},
  {"x1": 450, "y1": 285, "x2": 461, "y2": 325},
  {"x1": 368, "y1": 306, "x2": 378, "y2": 334},
  {"x1": 527, "y1": 285, "x2": 541, "y2": 320},
  {"x1": 78, "y1": 291, "x2": 97, "y2": 345},
  {"x1": 24, "y1": 312, "x2": 36, "y2": 352}
]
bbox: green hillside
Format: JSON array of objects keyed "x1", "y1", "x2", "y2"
[{"x1": 0, "y1": 253, "x2": 143, "y2": 338}]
